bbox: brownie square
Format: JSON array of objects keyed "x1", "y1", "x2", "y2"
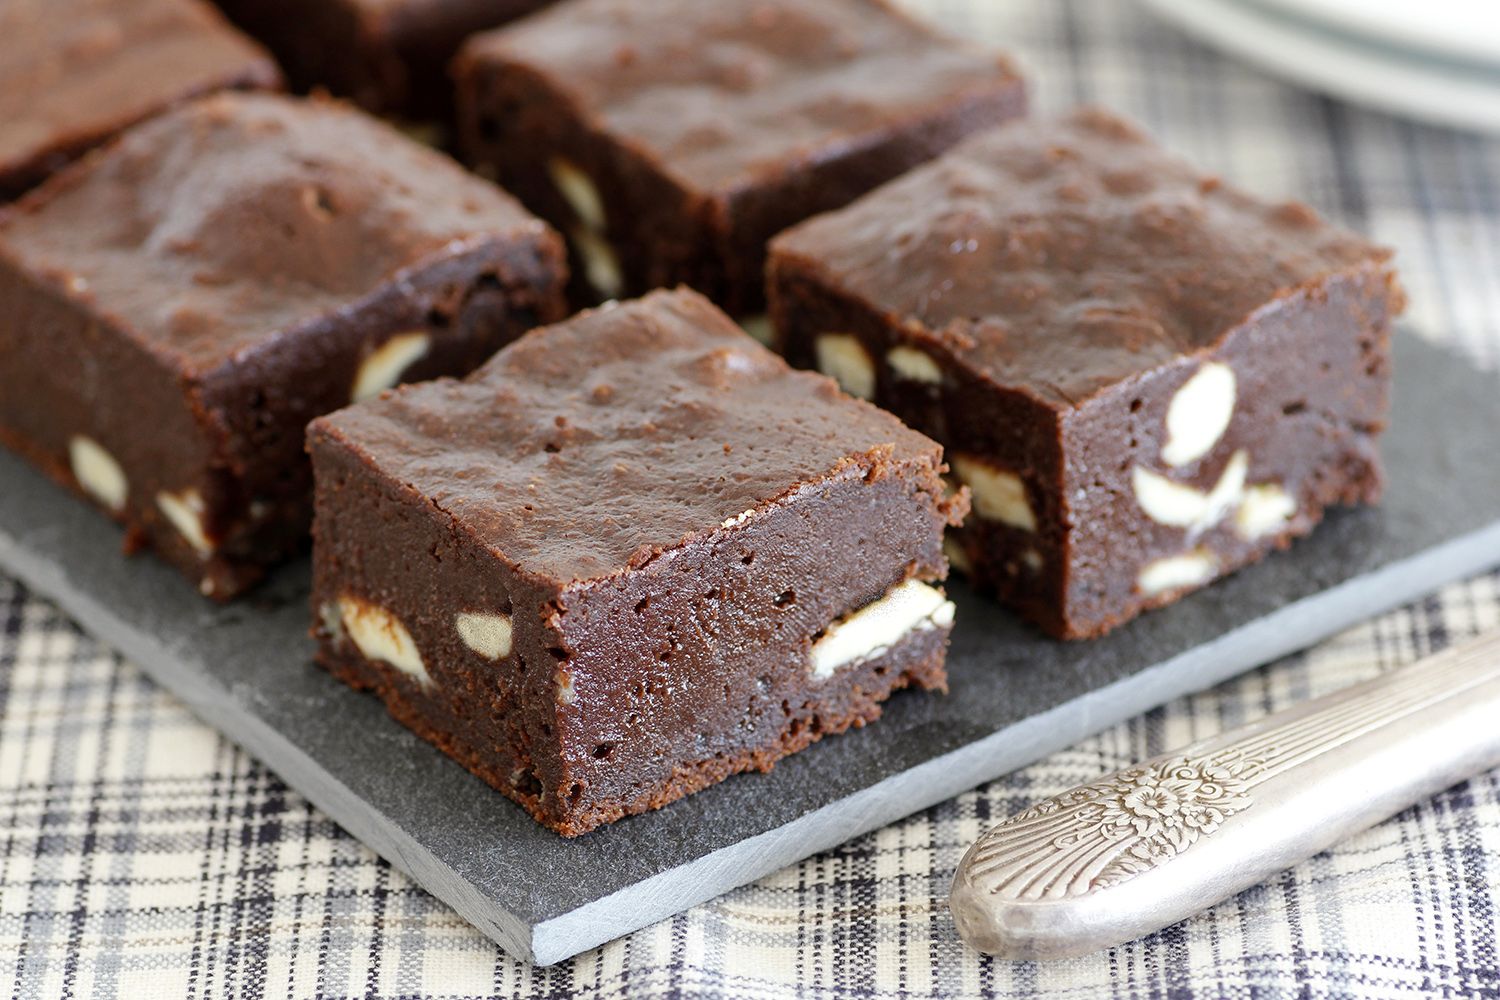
[
  {"x1": 454, "y1": 0, "x2": 1025, "y2": 318},
  {"x1": 308, "y1": 288, "x2": 967, "y2": 836},
  {"x1": 769, "y1": 109, "x2": 1404, "y2": 639},
  {"x1": 0, "y1": 0, "x2": 281, "y2": 199},
  {"x1": 0, "y1": 92, "x2": 567, "y2": 599},
  {"x1": 211, "y1": 0, "x2": 557, "y2": 118}
]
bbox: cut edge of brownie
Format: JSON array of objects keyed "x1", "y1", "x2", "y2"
[
  {"x1": 316, "y1": 608, "x2": 950, "y2": 837},
  {"x1": 309, "y1": 459, "x2": 959, "y2": 835},
  {"x1": 0, "y1": 234, "x2": 567, "y2": 600}
]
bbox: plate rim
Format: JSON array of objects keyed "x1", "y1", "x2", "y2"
[
  {"x1": 1142, "y1": 0, "x2": 1500, "y2": 135},
  {"x1": 1242, "y1": 0, "x2": 1500, "y2": 69}
]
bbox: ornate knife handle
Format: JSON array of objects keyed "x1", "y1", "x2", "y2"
[{"x1": 950, "y1": 631, "x2": 1500, "y2": 959}]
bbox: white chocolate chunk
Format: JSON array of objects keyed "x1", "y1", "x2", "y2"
[
  {"x1": 556, "y1": 670, "x2": 577, "y2": 706},
  {"x1": 338, "y1": 595, "x2": 429, "y2": 684},
  {"x1": 943, "y1": 535, "x2": 972, "y2": 575},
  {"x1": 952, "y1": 455, "x2": 1036, "y2": 531},
  {"x1": 397, "y1": 122, "x2": 445, "y2": 150},
  {"x1": 1131, "y1": 466, "x2": 1206, "y2": 528},
  {"x1": 546, "y1": 157, "x2": 622, "y2": 299},
  {"x1": 352, "y1": 331, "x2": 430, "y2": 403},
  {"x1": 932, "y1": 596, "x2": 956, "y2": 628},
  {"x1": 1161, "y1": 362, "x2": 1236, "y2": 467},
  {"x1": 887, "y1": 345, "x2": 943, "y2": 384},
  {"x1": 318, "y1": 601, "x2": 344, "y2": 642},
  {"x1": 1022, "y1": 549, "x2": 1043, "y2": 573},
  {"x1": 547, "y1": 156, "x2": 606, "y2": 231},
  {"x1": 816, "y1": 578, "x2": 954, "y2": 680},
  {"x1": 1201, "y1": 451, "x2": 1248, "y2": 522},
  {"x1": 156, "y1": 489, "x2": 214, "y2": 556},
  {"x1": 456, "y1": 611, "x2": 513, "y2": 660},
  {"x1": 1236, "y1": 483, "x2": 1297, "y2": 540},
  {"x1": 739, "y1": 314, "x2": 775, "y2": 346},
  {"x1": 810, "y1": 579, "x2": 954, "y2": 680},
  {"x1": 571, "y1": 224, "x2": 623, "y2": 300},
  {"x1": 721, "y1": 508, "x2": 756, "y2": 530},
  {"x1": 1138, "y1": 549, "x2": 1218, "y2": 596},
  {"x1": 68, "y1": 436, "x2": 127, "y2": 512},
  {"x1": 815, "y1": 334, "x2": 875, "y2": 400},
  {"x1": 1132, "y1": 450, "x2": 1248, "y2": 535}
]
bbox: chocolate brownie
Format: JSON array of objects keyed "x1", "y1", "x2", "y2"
[
  {"x1": 211, "y1": 0, "x2": 557, "y2": 118},
  {"x1": 769, "y1": 109, "x2": 1404, "y2": 639},
  {"x1": 0, "y1": 92, "x2": 567, "y2": 599},
  {"x1": 454, "y1": 0, "x2": 1025, "y2": 317},
  {"x1": 308, "y1": 288, "x2": 967, "y2": 836},
  {"x1": 0, "y1": 0, "x2": 281, "y2": 200}
]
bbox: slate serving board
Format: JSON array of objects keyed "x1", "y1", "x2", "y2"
[{"x1": 2, "y1": 330, "x2": 1498, "y2": 966}]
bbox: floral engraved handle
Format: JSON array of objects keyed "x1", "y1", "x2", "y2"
[
  {"x1": 962, "y1": 749, "x2": 1266, "y2": 902},
  {"x1": 951, "y1": 632, "x2": 1500, "y2": 959}
]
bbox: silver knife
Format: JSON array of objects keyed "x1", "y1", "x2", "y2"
[{"x1": 950, "y1": 630, "x2": 1500, "y2": 959}]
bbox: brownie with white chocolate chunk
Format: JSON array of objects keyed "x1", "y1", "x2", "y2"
[
  {"x1": 308, "y1": 288, "x2": 967, "y2": 836},
  {"x1": 453, "y1": 0, "x2": 1025, "y2": 316},
  {"x1": 0, "y1": 92, "x2": 566, "y2": 599},
  {"x1": 769, "y1": 109, "x2": 1403, "y2": 639}
]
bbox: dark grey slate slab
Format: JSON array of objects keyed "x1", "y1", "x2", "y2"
[{"x1": 1, "y1": 330, "x2": 1497, "y2": 966}]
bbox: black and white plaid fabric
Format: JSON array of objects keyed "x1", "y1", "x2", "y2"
[{"x1": 4, "y1": 1, "x2": 1500, "y2": 996}]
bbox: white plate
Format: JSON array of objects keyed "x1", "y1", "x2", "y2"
[
  {"x1": 1247, "y1": 0, "x2": 1500, "y2": 68},
  {"x1": 1143, "y1": 0, "x2": 1500, "y2": 135}
]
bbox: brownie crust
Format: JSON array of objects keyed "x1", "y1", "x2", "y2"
[
  {"x1": 455, "y1": 0, "x2": 1025, "y2": 314},
  {"x1": 770, "y1": 110, "x2": 1403, "y2": 638},
  {"x1": 0, "y1": 93, "x2": 567, "y2": 598},
  {"x1": 0, "y1": 0, "x2": 281, "y2": 199},
  {"x1": 309, "y1": 289, "x2": 965, "y2": 835}
]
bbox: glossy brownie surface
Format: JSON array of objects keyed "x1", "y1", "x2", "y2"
[
  {"x1": 0, "y1": 92, "x2": 567, "y2": 598},
  {"x1": 773, "y1": 109, "x2": 1394, "y2": 406},
  {"x1": 2, "y1": 92, "x2": 556, "y2": 373},
  {"x1": 771, "y1": 109, "x2": 1403, "y2": 638},
  {"x1": 0, "y1": 0, "x2": 280, "y2": 198},
  {"x1": 310, "y1": 289, "x2": 966, "y2": 835},
  {"x1": 464, "y1": 0, "x2": 1022, "y2": 195},
  {"x1": 320, "y1": 291, "x2": 946, "y2": 578}
]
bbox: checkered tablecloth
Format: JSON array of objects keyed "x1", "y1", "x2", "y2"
[{"x1": 5, "y1": 1, "x2": 1500, "y2": 996}]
